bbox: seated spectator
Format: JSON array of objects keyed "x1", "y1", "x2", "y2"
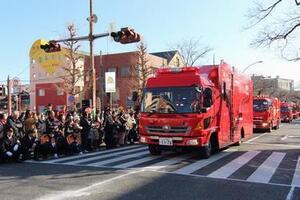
[
  {"x1": 20, "y1": 129, "x2": 37, "y2": 160},
  {"x1": 0, "y1": 128, "x2": 22, "y2": 163}
]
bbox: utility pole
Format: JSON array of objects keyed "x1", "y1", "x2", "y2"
[
  {"x1": 7, "y1": 76, "x2": 11, "y2": 116},
  {"x1": 89, "y1": 0, "x2": 96, "y2": 112}
]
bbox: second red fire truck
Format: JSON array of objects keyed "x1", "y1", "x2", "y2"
[{"x1": 253, "y1": 96, "x2": 281, "y2": 132}]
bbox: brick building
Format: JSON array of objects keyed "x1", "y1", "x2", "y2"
[{"x1": 84, "y1": 51, "x2": 167, "y2": 108}]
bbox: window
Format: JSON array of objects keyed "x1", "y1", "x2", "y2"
[
  {"x1": 38, "y1": 89, "x2": 45, "y2": 96},
  {"x1": 39, "y1": 57, "x2": 43, "y2": 63},
  {"x1": 45, "y1": 55, "x2": 49, "y2": 61},
  {"x1": 57, "y1": 88, "x2": 64, "y2": 96},
  {"x1": 120, "y1": 67, "x2": 131, "y2": 77},
  {"x1": 107, "y1": 67, "x2": 116, "y2": 72}
]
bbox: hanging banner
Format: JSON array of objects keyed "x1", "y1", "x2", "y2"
[{"x1": 105, "y1": 72, "x2": 116, "y2": 93}]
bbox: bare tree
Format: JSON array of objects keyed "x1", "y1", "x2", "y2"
[
  {"x1": 131, "y1": 42, "x2": 155, "y2": 104},
  {"x1": 60, "y1": 24, "x2": 86, "y2": 97},
  {"x1": 170, "y1": 38, "x2": 212, "y2": 66},
  {"x1": 247, "y1": 0, "x2": 300, "y2": 61}
]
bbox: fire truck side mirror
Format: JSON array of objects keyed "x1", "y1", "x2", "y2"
[
  {"x1": 203, "y1": 88, "x2": 212, "y2": 108},
  {"x1": 222, "y1": 82, "x2": 227, "y2": 100}
]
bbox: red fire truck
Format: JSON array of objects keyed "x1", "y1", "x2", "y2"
[
  {"x1": 281, "y1": 102, "x2": 293, "y2": 123},
  {"x1": 253, "y1": 96, "x2": 281, "y2": 132},
  {"x1": 138, "y1": 62, "x2": 253, "y2": 158}
]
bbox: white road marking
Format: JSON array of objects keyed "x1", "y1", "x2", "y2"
[
  {"x1": 173, "y1": 149, "x2": 235, "y2": 174},
  {"x1": 247, "y1": 152, "x2": 285, "y2": 183},
  {"x1": 208, "y1": 151, "x2": 260, "y2": 179},
  {"x1": 281, "y1": 135, "x2": 288, "y2": 140},
  {"x1": 143, "y1": 153, "x2": 196, "y2": 170},
  {"x1": 247, "y1": 143, "x2": 300, "y2": 148},
  {"x1": 244, "y1": 133, "x2": 268, "y2": 143},
  {"x1": 114, "y1": 156, "x2": 163, "y2": 169},
  {"x1": 291, "y1": 155, "x2": 300, "y2": 187},
  {"x1": 35, "y1": 171, "x2": 140, "y2": 200},
  {"x1": 60, "y1": 146, "x2": 148, "y2": 165},
  {"x1": 285, "y1": 187, "x2": 295, "y2": 200},
  {"x1": 86, "y1": 151, "x2": 148, "y2": 167},
  {"x1": 39, "y1": 145, "x2": 143, "y2": 163}
]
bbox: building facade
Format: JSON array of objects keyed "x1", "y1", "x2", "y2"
[
  {"x1": 252, "y1": 75, "x2": 294, "y2": 95},
  {"x1": 84, "y1": 51, "x2": 167, "y2": 108},
  {"x1": 29, "y1": 39, "x2": 85, "y2": 112}
]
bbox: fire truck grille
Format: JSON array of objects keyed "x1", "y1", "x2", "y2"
[{"x1": 146, "y1": 126, "x2": 190, "y2": 134}]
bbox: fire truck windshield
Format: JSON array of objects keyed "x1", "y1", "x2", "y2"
[
  {"x1": 141, "y1": 86, "x2": 201, "y2": 114},
  {"x1": 281, "y1": 106, "x2": 290, "y2": 112},
  {"x1": 253, "y1": 99, "x2": 270, "y2": 111}
]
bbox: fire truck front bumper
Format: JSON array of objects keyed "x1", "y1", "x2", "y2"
[{"x1": 139, "y1": 135, "x2": 207, "y2": 147}]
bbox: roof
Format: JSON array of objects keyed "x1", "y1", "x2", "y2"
[{"x1": 150, "y1": 50, "x2": 178, "y2": 62}]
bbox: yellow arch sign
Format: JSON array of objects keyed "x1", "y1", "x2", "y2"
[{"x1": 30, "y1": 39, "x2": 67, "y2": 74}]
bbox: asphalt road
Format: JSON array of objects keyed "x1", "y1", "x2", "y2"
[{"x1": 1, "y1": 120, "x2": 300, "y2": 200}]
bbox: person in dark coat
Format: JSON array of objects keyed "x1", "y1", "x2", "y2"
[
  {"x1": 0, "y1": 128, "x2": 22, "y2": 163},
  {"x1": 6, "y1": 111, "x2": 23, "y2": 139},
  {"x1": 80, "y1": 111, "x2": 92, "y2": 152},
  {"x1": 103, "y1": 107, "x2": 116, "y2": 149},
  {"x1": 20, "y1": 129, "x2": 37, "y2": 160}
]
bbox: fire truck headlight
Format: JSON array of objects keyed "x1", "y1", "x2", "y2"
[
  {"x1": 140, "y1": 136, "x2": 146, "y2": 143},
  {"x1": 187, "y1": 139, "x2": 199, "y2": 146},
  {"x1": 262, "y1": 123, "x2": 268, "y2": 127}
]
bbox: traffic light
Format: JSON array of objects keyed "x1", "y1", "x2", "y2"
[
  {"x1": 0, "y1": 85, "x2": 6, "y2": 97},
  {"x1": 40, "y1": 41, "x2": 61, "y2": 53},
  {"x1": 110, "y1": 27, "x2": 141, "y2": 44}
]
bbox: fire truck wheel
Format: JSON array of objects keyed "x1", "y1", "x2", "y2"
[
  {"x1": 148, "y1": 145, "x2": 162, "y2": 155},
  {"x1": 201, "y1": 141, "x2": 212, "y2": 159}
]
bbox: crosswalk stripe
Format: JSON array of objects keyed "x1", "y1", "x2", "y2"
[
  {"x1": 86, "y1": 151, "x2": 149, "y2": 167},
  {"x1": 247, "y1": 152, "x2": 285, "y2": 183},
  {"x1": 114, "y1": 155, "x2": 165, "y2": 169},
  {"x1": 291, "y1": 155, "x2": 300, "y2": 187},
  {"x1": 60, "y1": 146, "x2": 148, "y2": 165},
  {"x1": 41, "y1": 145, "x2": 143, "y2": 163},
  {"x1": 208, "y1": 151, "x2": 260, "y2": 179},
  {"x1": 144, "y1": 153, "x2": 196, "y2": 170},
  {"x1": 173, "y1": 150, "x2": 233, "y2": 175}
]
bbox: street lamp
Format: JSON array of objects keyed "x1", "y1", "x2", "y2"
[{"x1": 242, "y1": 60, "x2": 263, "y2": 73}]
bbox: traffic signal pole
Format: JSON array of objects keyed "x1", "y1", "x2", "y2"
[{"x1": 89, "y1": 0, "x2": 96, "y2": 114}]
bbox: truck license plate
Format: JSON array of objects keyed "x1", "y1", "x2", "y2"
[
  {"x1": 159, "y1": 138, "x2": 173, "y2": 146},
  {"x1": 253, "y1": 125, "x2": 256, "y2": 128}
]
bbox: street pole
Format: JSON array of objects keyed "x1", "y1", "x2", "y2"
[
  {"x1": 7, "y1": 76, "x2": 11, "y2": 116},
  {"x1": 242, "y1": 61, "x2": 263, "y2": 73},
  {"x1": 89, "y1": 0, "x2": 96, "y2": 115}
]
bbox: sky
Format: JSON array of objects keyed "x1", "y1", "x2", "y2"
[{"x1": 0, "y1": 0, "x2": 299, "y2": 88}]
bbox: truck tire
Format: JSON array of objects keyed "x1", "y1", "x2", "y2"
[
  {"x1": 148, "y1": 145, "x2": 162, "y2": 155},
  {"x1": 200, "y1": 140, "x2": 212, "y2": 159}
]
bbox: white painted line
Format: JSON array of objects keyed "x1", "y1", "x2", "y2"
[
  {"x1": 173, "y1": 150, "x2": 233, "y2": 175},
  {"x1": 35, "y1": 170, "x2": 140, "y2": 200},
  {"x1": 86, "y1": 151, "x2": 148, "y2": 167},
  {"x1": 143, "y1": 153, "x2": 196, "y2": 170},
  {"x1": 245, "y1": 133, "x2": 268, "y2": 143},
  {"x1": 287, "y1": 135, "x2": 300, "y2": 138},
  {"x1": 39, "y1": 145, "x2": 143, "y2": 163},
  {"x1": 291, "y1": 155, "x2": 300, "y2": 187},
  {"x1": 247, "y1": 152, "x2": 285, "y2": 183},
  {"x1": 285, "y1": 186, "x2": 295, "y2": 200},
  {"x1": 114, "y1": 156, "x2": 162, "y2": 169},
  {"x1": 62, "y1": 146, "x2": 147, "y2": 165},
  {"x1": 208, "y1": 151, "x2": 260, "y2": 179},
  {"x1": 281, "y1": 135, "x2": 288, "y2": 140},
  {"x1": 247, "y1": 143, "x2": 300, "y2": 148}
]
